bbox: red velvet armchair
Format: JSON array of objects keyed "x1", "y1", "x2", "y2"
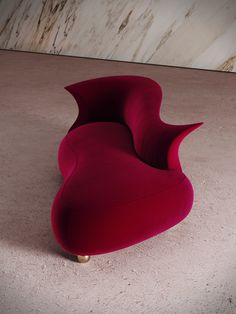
[{"x1": 51, "y1": 76, "x2": 202, "y2": 263}]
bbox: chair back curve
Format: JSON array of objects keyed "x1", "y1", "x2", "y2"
[{"x1": 65, "y1": 76, "x2": 202, "y2": 170}]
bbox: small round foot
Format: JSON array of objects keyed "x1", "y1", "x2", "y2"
[{"x1": 77, "y1": 255, "x2": 90, "y2": 263}]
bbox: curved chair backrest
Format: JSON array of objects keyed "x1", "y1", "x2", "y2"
[{"x1": 65, "y1": 76, "x2": 202, "y2": 171}]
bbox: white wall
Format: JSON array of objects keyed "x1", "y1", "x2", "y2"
[{"x1": 0, "y1": 0, "x2": 236, "y2": 71}]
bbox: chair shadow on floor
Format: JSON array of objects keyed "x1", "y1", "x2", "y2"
[{"x1": 0, "y1": 109, "x2": 78, "y2": 262}]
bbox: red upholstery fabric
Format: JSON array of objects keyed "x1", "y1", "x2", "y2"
[{"x1": 51, "y1": 76, "x2": 202, "y2": 256}]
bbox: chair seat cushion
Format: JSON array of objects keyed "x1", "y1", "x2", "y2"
[{"x1": 51, "y1": 122, "x2": 193, "y2": 255}]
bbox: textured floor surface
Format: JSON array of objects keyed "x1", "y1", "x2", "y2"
[{"x1": 0, "y1": 50, "x2": 235, "y2": 314}]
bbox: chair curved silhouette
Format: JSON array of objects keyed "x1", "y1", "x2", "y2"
[{"x1": 51, "y1": 76, "x2": 202, "y2": 262}]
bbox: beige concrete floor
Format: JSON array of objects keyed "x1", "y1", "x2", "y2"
[{"x1": 0, "y1": 50, "x2": 235, "y2": 314}]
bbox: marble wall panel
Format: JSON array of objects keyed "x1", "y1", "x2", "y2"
[{"x1": 0, "y1": 0, "x2": 236, "y2": 71}]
